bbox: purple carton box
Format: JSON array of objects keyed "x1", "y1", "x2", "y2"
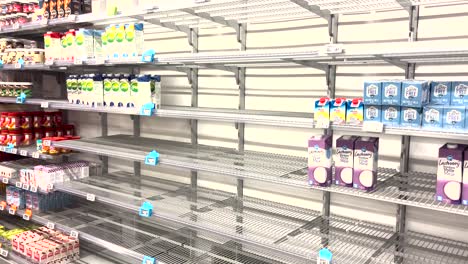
[
  {"x1": 335, "y1": 135, "x2": 358, "y2": 187},
  {"x1": 436, "y1": 143, "x2": 464, "y2": 204},
  {"x1": 463, "y1": 148, "x2": 468, "y2": 206},
  {"x1": 308, "y1": 135, "x2": 333, "y2": 187},
  {"x1": 353, "y1": 137, "x2": 379, "y2": 191}
]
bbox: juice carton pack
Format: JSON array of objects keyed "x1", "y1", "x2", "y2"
[
  {"x1": 65, "y1": 29, "x2": 75, "y2": 62},
  {"x1": 74, "y1": 29, "x2": 94, "y2": 63},
  {"x1": 401, "y1": 80, "x2": 430, "y2": 107},
  {"x1": 314, "y1": 98, "x2": 330, "y2": 128},
  {"x1": 443, "y1": 106, "x2": 466, "y2": 131},
  {"x1": 430, "y1": 81, "x2": 451, "y2": 105},
  {"x1": 382, "y1": 80, "x2": 401, "y2": 105},
  {"x1": 363, "y1": 81, "x2": 382, "y2": 105},
  {"x1": 451, "y1": 81, "x2": 468, "y2": 106},
  {"x1": 462, "y1": 148, "x2": 468, "y2": 205},
  {"x1": 353, "y1": 137, "x2": 379, "y2": 191},
  {"x1": 88, "y1": 74, "x2": 103, "y2": 107},
  {"x1": 335, "y1": 135, "x2": 358, "y2": 187},
  {"x1": 123, "y1": 23, "x2": 144, "y2": 58},
  {"x1": 437, "y1": 143, "x2": 464, "y2": 204},
  {"x1": 119, "y1": 74, "x2": 132, "y2": 107},
  {"x1": 103, "y1": 74, "x2": 113, "y2": 107},
  {"x1": 422, "y1": 105, "x2": 443, "y2": 130},
  {"x1": 66, "y1": 75, "x2": 78, "y2": 104},
  {"x1": 131, "y1": 74, "x2": 150, "y2": 108},
  {"x1": 400, "y1": 107, "x2": 422, "y2": 128},
  {"x1": 44, "y1": 32, "x2": 61, "y2": 63},
  {"x1": 346, "y1": 98, "x2": 364, "y2": 125},
  {"x1": 105, "y1": 25, "x2": 117, "y2": 59},
  {"x1": 93, "y1": 30, "x2": 104, "y2": 61},
  {"x1": 151, "y1": 75, "x2": 161, "y2": 109},
  {"x1": 364, "y1": 105, "x2": 382, "y2": 123},
  {"x1": 330, "y1": 98, "x2": 347, "y2": 125},
  {"x1": 382, "y1": 105, "x2": 400, "y2": 127},
  {"x1": 308, "y1": 135, "x2": 332, "y2": 187},
  {"x1": 114, "y1": 24, "x2": 126, "y2": 59}
]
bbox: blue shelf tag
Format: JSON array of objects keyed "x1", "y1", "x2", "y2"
[
  {"x1": 16, "y1": 92, "x2": 26, "y2": 104},
  {"x1": 139, "y1": 201, "x2": 153, "y2": 217},
  {"x1": 141, "y1": 49, "x2": 156, "y2": 63},
  {"x1": 6, "y1": 143, "x2": 14, "y2": 149},
  {"x1": 318, "y1": 248, "x2": 332, "y2": 264},
  {"x1": 145, "y1": 150, "x2": 160, "y2": 166},
  {"x1": 15, "y1": 58, "x2": 24, "y2": 69},
  {"x1": 0, "y1": 59, "x2": 3, "y2": 68},
  {"x1": 142, "y1": 256, "x2": 156, "y2": 264},
  {"x1": 140, "y1": 103, "x2": 155, "y2": 116}
]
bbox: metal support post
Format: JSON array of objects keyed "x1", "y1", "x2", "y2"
[
  {"x1": 395, "y1": 5, "x2": 419, "y2": 263},
  {"x1": 100, "y1": 113, "x2": 108, "y2": 175},
  {"x1": 132, "y1": 115, "x2": 141, "y2": 178},
  {"x1": 321, "y1": 14, "x2": 338, "y2": 248}
]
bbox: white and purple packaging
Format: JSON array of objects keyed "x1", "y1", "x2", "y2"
[
  {"x1": 436, "y1": 143, "x2": 464, "y2": 204},
  {"x1": 463, "y1": 148, "x2": 468, "y2": 206},
  {"x1": 353, "y1": 137, "x2": 379, "y2": 191},
  {"x1": 335, "y1": 136, "x2": 358, "y2": 187},
  {"x1": 308, "y1": 135, "x2": 332, "y2": 187}
]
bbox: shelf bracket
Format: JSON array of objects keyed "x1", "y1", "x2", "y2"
[
  {"x1": 181, "y1": 9, "x2": 240, "y2": 35},
  {"x1": 363, "y1": 232, "x2": 399, "y2": 264},
  {"x1": 132, "y1": 15, "x2": 191, "y2": 36},
  {"x1": 396, "y1": 0, "x2": 411, "y2": 13},
  {"x1": 289, "y1": 0, "x2": 330, "y2": 19},
  {"x1": 283, "y1": 59, "x2": 327, "y2": 71},
  {"x1": 376, "y1": 56, "x2": 407, "y2": 69}
]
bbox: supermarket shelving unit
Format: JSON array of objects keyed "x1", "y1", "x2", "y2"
[{"x1": 1, "y1": 0, "x2": 468, "y2": 263}]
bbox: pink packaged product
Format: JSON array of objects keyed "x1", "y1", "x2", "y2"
[
  {"x1": 436, "y1": 143, "x2": 465, "y2": 204},
  {"x1": 334, "y1": 135, "x2": 358, "y2": 187},
  {"x1": 463, "y1": 148, "x2": 468, "y2": 206}
]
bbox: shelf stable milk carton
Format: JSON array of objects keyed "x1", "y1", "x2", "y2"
[
  {"x1": 314, "y1": 98, "x2": 330, "y2": 128},
  {"x1": 382, "y1": 106, "x2": 400, "y2": 127},
  {"x1": 382, "y1": 80, "x2": 401, "y2": 105},
  {"x1": 401, "y1": 80, "x2": 430, "y2": 107},
  {"x1": 400, "y1": 107, "x2": 422, "y2": 128},
  {"x1": 335, "y1": 136, "x2": 358, "y2": 187},
  {"x1": 346, "y1": 99, "x2": 364, "y2": 125},
  {"x1": 363, "y1": 81, "x2": 382, "y2": 105},
  {"x1": 353, "y1": 137, "x2": 379, "y2": 191},
  {"x1": 451, "y1": 81, "x2": 468, "y2": 106},
  {"x1": 308, "y1": 135, "x2": 332, "y2": 187},
  {"x1": 422, "y1": 105, "x2": 443, "y2": 130},
  {"x1": 443, "y1": 106, "x2": 466, "y2": 131},
  {"x1": 437, "y1": 143, "x2": 464, "y2": 204},
  {"x1": 330, "y1": 98, "x2": 347, "y2": 125},
  {"x1": 364, "y1": 105, "x2": 382, "y2": 122},
  {"x1": 430, "y1": 81, "x2": 451, "y2": 105},
  {"x1": 463, "y1": 148, "x2": 468, "y2": 205}
]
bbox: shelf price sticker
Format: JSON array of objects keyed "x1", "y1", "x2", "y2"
[
  {"x1": 22, "y1": 183, "x2": 29, "y2": 190},
  {"x1": 0, "y1": 201, "x2": 6, "y2": 211},
  {"x1": 142, "y1": 256, "x2": 156, "y2": 264},
  {"x1": 140, "y1": 102, "x2": 155, "y2": 116},
  {"x1": 10, "y1": 148, "x2": 17, "y2": 154},
  {"x1": 141, "y1": 49, "x2": 156, "y2": 63},
  {"x1": 8, "y1": 208, "x2": 15, "y2": 215},
  {"x1": 15, "y1": 58, "x2": 24, "y2": 69},
  {"x1": 20, "y1": 150, "x2": 28, "y2": 156},
  {"x1": 46, "y1": 222, "x2": 55, "y2": 230},
  {"x1": 15, "y1": 182, "x2": 22, "y2": 188},
  {"x1": 23, "y1": 209, "x2": 32, "y2": 221},
  {"x1": 145, "y1": 150, "x2": 160, "y2": 166},
  {"x1": 2, "y1": 178, "x2": 8, "y2": 184},
  {"x1": 86, "y1": 193, "x2": 96, "y2": 202},
  {"x1": 0, "y1": 249, "x2": 8, "y2": 258},
  {"x1": 70, "y1": 231, "x2": 79, "y2": 239},
  {"x1": 362, "y1": 122, "x2": 384, "y2": 133},
  {"x1": 30, "y1": 186, "x2": 37, "y2": 193},
  {"x1": 32, "y1": 152, "x2": 40, "y2": 159},
  {"x1": 41, "y1": 101, "x2": 49, "y2": 108},
  {"x1": 47, "y1": 183, "x2": 54, "y2": 192},
  {"x1": 139, "y1": 201, "x2": 154, "y2": 217},
  {"x1": 16, "y1": 92, "x2": 26, "y2": 104}
]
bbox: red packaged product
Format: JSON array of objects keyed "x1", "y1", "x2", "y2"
[
  {"x1": 44, "y1": 127, "x2": 55, "y2": 138},
  {"x1": 43, "y1": 112, "x2": 54, "y2": 128},
  {"x1": 53, "y1": 111, "x2": 62, "y2": 126},
  {"x1": 20, "y1": 112, "x2": 33, "y2": 129},
  {"x1": 0, "y1": 129, "x2": 8, "y2": 145},
  {"x1": 23, "y1": 129, "x2": 33, "y2": 146},
  {"x1": 63, "y1": 124, "x2": 74, "y2": 136},
  {"x1": 11, "y1": 1, "x2": 22, "y2": 13},
  {"x1": 33, "y1": 112, "x2": 44, "y2": 128},
  {"x1": 34, "y1": 128, "x2": 44, "y2": 141},
  {"x1": 9, "y1": 129, "x2": 23, "y2": 147},
  {"x1": 55, "y1": 125, "x2": 64, "y2": 137},
  {"x1": 8, "y1": 112, "x2": 21, "y2": 130},
  {"x1": 0, "y1": 112, "x2": 8, "y2": 129}
]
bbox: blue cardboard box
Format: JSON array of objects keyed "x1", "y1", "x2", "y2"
[
  {"x1": 443, "y1": 106, "x2": 466, "y2": 131},
  {"x1": 422, "y1": 105, "x2": 443, "y2": 130},
  {"x1": 430, "y1": 81, "x2": 451, "y2": 105},
  {"x1": 382, "y1": 81, "x2": 401, "y2": 105},
  {"x1": 364, "y1": 105, "x2": 382, "y2": 122},
  {"x1": 401, "y1": 80, "x2": 430, "y2": 107},
  {"x1": 363, "y1": 81, "x2": 382, "y2": 105},
  {"x1": 400, "y1": 107, "x2": 422, "y2": 128},
  {"x1": 451, "y1": 82, "x2": 468, "y2": 106},
  {"x1": 382, "y1": 105, "x2": 401, "y2": 127}
]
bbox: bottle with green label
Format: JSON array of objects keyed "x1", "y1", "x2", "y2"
[
  {"x1": 130, "y1": 74, "x2": 151, "y2": 108},
  {"x1": 106, "y1": 25, "x2": 117, "y2": 60},
  {"x1": 103, "y1": 74, "x2": 113, "y2": 107}
]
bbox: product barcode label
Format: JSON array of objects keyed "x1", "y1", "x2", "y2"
[
  {"x1": 20, "y1": 150, "x2": 28, "y2": 156},
  {"x1": 22, "y1": 214, "x2": 30, "y2": 221},
  {"x1": 70, "y1": 231, "x2": 79, "y2": 239},
  {"x1": 22, "y1": 184, "x2": 29, "y2": 190},
  {"x1": 41, "y1": 102, "x2": 49, "y2": 108},
  {"x1": 2, "y1": 178, "x2": 8, "y2": 184},
  {"x1": 46, "y1": 222, "x2": 55, "y2": 230},
  {"x1": 86, "y1": 193, "x2": 96, "y2": 202},
  {"x1": 32, "y1": 152, "x2": 40, "y2": 159},
  {"x1": 15, "y1": 182, "x2": 22, "y2": 188},
  {"x1": 8, "y1": 208, "x2": 15, "y2": 215},
  {"x1": 30, "y1": 186, "x2": 37, "y2": 193}
]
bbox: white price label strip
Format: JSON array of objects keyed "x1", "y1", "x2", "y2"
[
  {"x1": 22, "y1": 184, "x2": 29, "y2": 190},
  {"x1": 70, "y1": 231, "x2": 79, "y2": 239},
  {"x1": 86, "y1": 193, "x2": 96, "y2": 202},
  {"x1": 8, "y1": 208, "x2": 15, "y2": 215},
  {"x1": 15, "y1": 182, "x2": 22, "y2": 188},
  {"x1": 0, "y1": 249, "x2": 8, "y2": 257},
  {"x1": 2, "y1": 178, "x2": 8, "y2": 184},
  {"x1": 23, "y1": 214, "x2": 30, "y2": 221},
  {"x1": 47, "y1": 222, "x2": 55, "y2": 230},
  {"x1": 20, "y1": 150, "x2": 28, "y2": 156},
  {"x1": 11, "y1": 148, "x2": 17, "y2": 154},
  {"x1": 32, "y1": 152, "x2": 40, "y2": 159},
  {"x1": 0, "y1": 205, "x2": 4, "y2": 211},
  {"x1": 362, "y1": 122, "x2": 384, "y2": 133},
  {"x1": 41, "y1": 102, "x2": 49, "y2": 108},
  {"x1": 30, "y1": 186, "x2": 37, "y2": 193}
]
